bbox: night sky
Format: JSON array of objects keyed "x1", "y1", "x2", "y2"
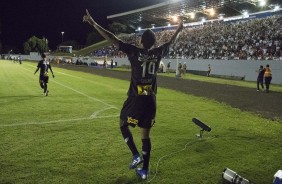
[{"x1": 0, "y1": 0, "x2": 165, "y2": 51}]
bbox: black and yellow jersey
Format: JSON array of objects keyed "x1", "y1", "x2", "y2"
[{"x1": 118, "y1": 41, "x2": 170, "y2": 97}]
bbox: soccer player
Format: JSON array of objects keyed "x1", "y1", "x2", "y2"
[
  {"x1": 34, "y1": 53, "x2": 55, "y2": 96},
  {"x1": 83, "y1": 9, "x2": 183, "y2": 180}
]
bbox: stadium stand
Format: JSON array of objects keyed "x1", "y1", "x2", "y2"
[
  {"x1": 92, "y1": 13, "x2": 282, "y2": 61},
  {"x1": 87, "y1": 0, "x2": 282, "y2": 61}
]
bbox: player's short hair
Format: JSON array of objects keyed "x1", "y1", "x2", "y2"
[
  {"x1": 41, "y1": 53, "x2": 46, "y2": 58},
  {"x1": 141, "y1": 29, "x2": 156, "y2": 49}
]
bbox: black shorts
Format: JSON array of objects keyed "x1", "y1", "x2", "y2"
[
  {"x1": 265, "y1": 77, "x2": 272, "y2": 84},
  {"x1": 257, "y1": 78, "x2": 263, "y2": 84},
  {"x1": 39, "y1": 75, "x2": 49, "y2": 83},
  {"x1": 120, "y1": 95, "x2": 156, "y2": 128}
]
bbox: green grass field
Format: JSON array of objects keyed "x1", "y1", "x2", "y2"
[{"x1": 0, "y1": 60, "x2": 281, "y2": 184}]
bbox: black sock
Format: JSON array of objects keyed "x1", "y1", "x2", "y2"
[
  {"x1": 44, "y1": 83, "x2": 48, "y2": 93},
  {"x1": 40, "y1": 83, "x2": 44, "y2": 89},
  {"x1": 142, "y1": 138, "x2": 151, "y2": 171},
  {"x1": 120, "y1": 126, "x2": 139, "y2": 156}
]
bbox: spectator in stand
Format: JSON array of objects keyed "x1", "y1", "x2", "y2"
[{"x1": 89, "y1": 14, "x2": 282, "y2": 61}]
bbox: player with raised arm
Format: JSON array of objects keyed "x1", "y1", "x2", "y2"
[{"x1": 83, "y1": 9, "x2": 183, "y2": 180}]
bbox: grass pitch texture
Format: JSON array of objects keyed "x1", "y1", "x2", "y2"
[{"x1": 0, "y1": 60, "x2": 281, "y2": 184}]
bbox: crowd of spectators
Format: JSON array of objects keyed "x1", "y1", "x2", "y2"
[{"x1": 91, "y1": 14, "x2": 282, "y2": 61}]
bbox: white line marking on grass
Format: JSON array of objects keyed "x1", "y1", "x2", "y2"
[
  {"x1": 1, "y1": 117, "x2": 92, "y2": 127},
  {"x1": 22, "y1": 65, "x2": 117, "y2": 108},
  {"x1": 53, "y1": 79, "x2": 117, "y2": 109},
  {"x1": 25, "y1": 63, "x2": 102, "y2": 85},
  {"x1": 0, "y1": 114, "x2": 120, "y2": 127},
  {"x1": 3, "y1": 64, "x2": 120, "y2": 127},
  {"x1": 91, "y1": 106, "x2": 118, "y2": 118}
]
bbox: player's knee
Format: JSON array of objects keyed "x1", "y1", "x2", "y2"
[
  {"x1": 120, "y1": 119, "x2": 127, "y2": 128},
  {"x1": 120, "y1": 120, "x2": 129, "y2": 134},
  {"x1": 120, "y1": 120, "x2": 132, "y2": 142},
  {"x1": 140, "y1": 127, "x2": 151, "y2": 139}
]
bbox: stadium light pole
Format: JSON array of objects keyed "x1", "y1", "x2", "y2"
[{"x1": 61, "y1": 31, "x2": 64, "y2": 44}]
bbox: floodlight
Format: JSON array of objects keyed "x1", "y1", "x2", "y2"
[
  {"x1": 274, "y1": 5, "x2": 280, "y2": 11},
  {"x1": 222, "y1": 168, "x2": 251, "y2": 184},
  {"x1": 190, "y1": 12, "x2": 195, "y2": 19},
  {"x1": 61, "y1": 32, "x2": 64, "y2": 43},
  {"x1": 242, "y1": 11, "x2": 249, "y2": 18},
  {"x1": 209, "y1": 8, "x2": 215, "y2": 16},
  {"x1": 172, "y1": 16, "x2": 178, "y2": 22},
  {"x1": 192, "y1": 118, "x2": 211, "y2": 138},
  {"x1": 258, "y1": 0, "x2": 266, "y2": 7}
]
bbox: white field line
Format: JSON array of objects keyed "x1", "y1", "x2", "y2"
[
  {"x1": 1, "y1": 65, "x2": 120, "y2": 127},
  {"x1": 23, "y1": 65, "x2": 117, "y2": 107},
  {"x1": 25, "y1": 63, "x2": 104, "y2": 86},
  {"x1": 0, "y1": 114, "x2": 120, "y2": 127},
  {"x1": 52, "y1": 79, "x2": 117, "y2": 108},
  {"x1": 91, "y1": 106, "x2": 117, "y2": 118},
  {"x1": 22, "y1": 65, "x2": 117, "y2": 108}
]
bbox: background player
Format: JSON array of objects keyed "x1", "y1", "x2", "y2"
[{"x1": 34, "y1": 53, "x2": 55, "y2": 96}]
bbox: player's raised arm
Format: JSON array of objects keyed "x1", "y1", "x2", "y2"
[
  {"x1": 83, "y1": 9, "x2": 120, "y2": 46},
  {"x1": 167, "y1": 19, "x2": 184, "y2": 45}
]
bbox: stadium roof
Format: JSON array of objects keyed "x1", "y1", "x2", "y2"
[{"x1": 107, "y1": 0, "x2": 281, "y2": 29}]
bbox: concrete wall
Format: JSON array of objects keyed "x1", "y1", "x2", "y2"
[
  {"x1": 4, "y1": 53, "x2": 281, "y2": 84},
  {"x1": 112, "y1": 58, "x2": 282, "y2": 85},
  {"x1": 3, "y1": 52, "x2": 41, "y2": 61}
]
